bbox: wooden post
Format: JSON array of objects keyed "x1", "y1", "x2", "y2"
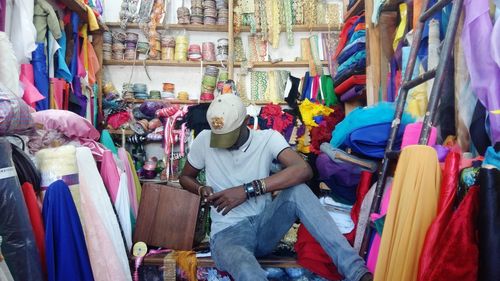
[{"x1": 228, "y1": 0, "x2": 234, "y2": 80}]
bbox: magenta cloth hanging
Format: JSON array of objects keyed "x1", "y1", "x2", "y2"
[
  {"x1": 100, "y1": 150, "x2": 119, "y2": 203},
  {"x1": 0, "y1": 0, "x2": 5, "y2": 31},
  {"x1": 461, "y1": 0, "x2": 500, "y2": 143}
]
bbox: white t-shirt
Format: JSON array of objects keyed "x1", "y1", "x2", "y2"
[{"x1": 187, "y1": 129, "x2": 290, "y2": 236}]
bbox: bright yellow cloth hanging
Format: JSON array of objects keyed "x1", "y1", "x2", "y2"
[
  {"x1": 374, "y1": 145, "x2": 441, "y2": 281},
  {"x1": 393, "y1": 3, "x2": 408, "y2": 51},
  {"x1": 85, "y1": 4, "x2": 99, "y2": 31}
]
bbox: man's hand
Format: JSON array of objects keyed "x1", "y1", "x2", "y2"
[
  {"x1": 199, "y1": 186, "x2": 214, "y2": 203},
  {"x1": 207, "y1": 186, "x2": 247, "y2": 216}
]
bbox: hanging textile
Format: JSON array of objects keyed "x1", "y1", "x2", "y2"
[
  {"x1": 0, "y1": 139, "x2": 43, "y2": 281},
  {"x1": 21, "y1": 182, "x2": 46, "y2": 276},
  {"x1": 19, "y1": 63, "x2": 45, "y2": 108},
  {"x1": 118, "y1": 148, "x2": 138, "y2": 218},
  {"x1": 461, "y1": 0, "x2": 500, "y2": 143},
  {"x1": 478, "y1": 167, "x2": 500, "y2": 280},
  {"x1": 43, "y1": 180, "x2": 94, "y2": 281},
  {"x1": 33, "y1": 0, "x2": 61, "y2": 43},
  {"x1": 4, "y1": 0, "x2": 37, "y2": 64},
  {"x1": 55, "y1": 23, "x2": 72, "y2": 82},
  {"x1": 417, "y1": 152, "x2": 479, "y2": 281},
  {"x1": 69, "y1": 12, "x2": 87, "y2": 117},
  {"x1": 374, "y1": 145, "x2": 441, "y2": 281},
  {"x1": 76, "y1": 147, "x2": 132, "y2": 281},
  {"x1": 32, "y1": 43, "x2": 49, "y2": 111}
]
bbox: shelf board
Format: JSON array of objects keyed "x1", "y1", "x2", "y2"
[
  {"x1": 107, "y1": 129, "x2": 135, "y2": 135},
  {"x1": 239, "y1": 24, "x2": 341, "y2": 32},
  {"x1": 60, "y1": 0, "x2": 87, "y2": 22},
  {"x1": 106, "y1": 22, "x2": 228, "y2": 32},
  {"x1": 235, "y1": 61, "x2": 329, "y2": 68},
  {"x1": 344, "y1": 0, "x2": 365, "y2": 20},
  {"x1": 103, "y1": 59, "x2": 227, "y2": 67},
  {"x1": 124, "y1": 98, "x2": 287, "y2": 105}
]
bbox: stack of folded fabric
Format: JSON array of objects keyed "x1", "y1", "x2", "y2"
[{"x1": 333, "y1": 14, "x2": 366, "y2": 102}]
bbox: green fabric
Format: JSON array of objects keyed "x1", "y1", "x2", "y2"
[
  {"x1": 34, "y1": 0, "x2": 62, "y2": 43},
  {"x1": 319, "y1": 75, "x2": 338, "y2": 106},
  {"x1": 374, "y1": 215, "x2": 386, "y2": 236},
  {"x1": 100, "y1": 130, "x2": 118, "y2": 155}
]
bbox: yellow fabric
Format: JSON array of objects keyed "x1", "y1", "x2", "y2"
[
  {"x1": 173, "y1": 251, "x2": 197, "y2": 281},
  {"x1": 298, "y1": 99, "x2": 334, "y2": 127},
  {"x1": 374, "y1": 145, "x2": 441, "y2": 281},
  {"x1": 85, "y1": 4, "x2": 99, "y2": 31},
  {"x1": 127, "y1": 152, "x2": 142, "y2": 204},
  {"x1": 296, "y1": 126, "x2": 311, "y2": 153},
  {"x1": 80, "y1": 24, "x2": 89, "y2": 70},
  {"x1": 393, "y1": 3, "x2": 407, "y2": 51}
]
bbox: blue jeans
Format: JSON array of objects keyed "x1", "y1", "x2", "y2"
[{"x1": 210, "y1": 184, "x2": 369, "y2": 281}]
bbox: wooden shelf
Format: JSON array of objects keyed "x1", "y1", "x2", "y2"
[
  {"x1": 106, "y1": 22, "x2": 228, "y2": 32},
  {"x1": 103, "y1": 59, "x2": 227, "y2": 67},
  {"x1": 59, "y1": 0, "x2": 108, "y2": 31},
  {"x1": 235, "y1": 61, "x2": 329, "y2": 68},
  {"x1": 134, "y1": 254, "x2": 300, "y2": 268},
  {"x1": 107, "y1": 129, "x2": 135, "y2": 135},
  {"x1": 344, "y1": 0, "x2": 365, "y2": 20},
  {"x1": 124, "y1": 98, "x2": 287, "y2": 105},
  {"x1": 239, "y1": 25, "x2": 341, "y2": 32}
]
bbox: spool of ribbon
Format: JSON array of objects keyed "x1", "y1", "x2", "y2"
[
  {"x1": 162, "y1": 83, "x2": 175, "y2": 92},
  {"x1": 200, "y1": 92, "x2": 215, "y2": 101},
  {"x1": 177, "y1": 91, "x2": 189, "y2": 100},
  {"x1": 202, "y1": 42, "x2": 216, "y2": 61}
]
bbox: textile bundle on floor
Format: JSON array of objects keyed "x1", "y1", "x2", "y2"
[
  {"x1": 374, "y1": 145, "x2": 441, "y2": 281},
  {"x1": 0, "y1": 138, "x2": 43, "y2": 281}
]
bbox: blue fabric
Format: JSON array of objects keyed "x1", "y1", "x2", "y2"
[
  {"x1": 333, "y1": 64, "x2": 366, "y2": 86},
  {"x1": 347, "y1": 30, "x2": 366, "y2": 45},
  {"x1": 69, "y1": 12, "x2": 87, "y2": 117},
  {"x1": 337, "y1": 50, "x2": 366, "y2": 74},
  {"x1": 32, "y1": 43, "x2": 49, "y2": 111},
  {"x1": 43, "y1": 180, "x2": 94, "y2": 281},
  {"x1": 347, "y1": 16, "x2": 365, "y2": 40},
  {"x1": 344, "y1": 122, "x2": 407, "y2": 159},
  {"x1": 56, "y1": 30, "x2": 73, "y2": 82},
  {"x1": 330, "y1": 102, "x2": 415, "y2": 148},
  {"x1": 483, "y1": 146, "x2": 500, "y2": 169},
  {"x1": 301, "y1": 72, "x2": 312, "y2": 100},
  {"x1": 337, "y1": 37, "x2": 366, "y2": 65}
]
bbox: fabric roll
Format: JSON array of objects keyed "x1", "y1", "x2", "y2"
[
  {"x1": 32, "y1": 43, "x2": 49, "y2": 111},
  {"x1": 478, "y1": 167, "x2": 500, "y2": 281},
  {"x1": 339, "y1": 86, "x2": 365, "y2": 102},
  {"x1": 0, "y1": 138, "x2": 43, "y2": 281},
  {"x1": 344, "y1": 122, "x2": 406, "y2": 159},
  {"x1": 36, "y1": 145, "x2": 82, "y2": 221},
  {"x1": 21, "y1": 182, "x2": 46, "y2": 276},
  {"x1": 118, "y1": 148, "x2": 138, "y2": 218},
  {"x1": 417, "y1": 152, "x2": 480, "y2": 281},
  {"x1": 43, "y1": 180, "x2": 94, "y2": 281},
  {"x1": 100, "y1": 150, "x2": 132, "y2": 250},
  {"x1": 76, "y1": 147, "x2": 131, "y2": 281},
  {"x1": 374, "y1": 145, "x2": 441, "y2": 281},
  {"x1": 401, "y1": 122, "x2": 438, "y2": 149},
  {"x1": 334, "y1": 75, "x2": 366, "y2": 95}
]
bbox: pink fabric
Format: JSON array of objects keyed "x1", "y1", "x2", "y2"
[
  {"x1": 100, "y1": 150, "x2": 120, "y2": 203},
  {"x1": 76, "y1": 147, "x2": 132, "y2": 281},
  {"x1": 367, "y1": 184, "x2": 392, "y2": 273},
  {"x1": 20, "y1": 64, "x2": 45, "y2": 108},
  {"x1": 50, "y1": 78, "x2": 65, "y2": 109},
  {"x1": 118, "y1": 148, "x2": 138, "y2": 217},
  {"x1": 311, "y1": 76, "x2": 320, "y2": 100},
  {"x1": 401, "y1": 122, "x2": 437, "y2": 148},
  {"x1": 32, "y1": 109, "x2": 100, "y2": 140}
]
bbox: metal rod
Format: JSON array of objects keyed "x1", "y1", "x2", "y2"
[
  {"x1": 420, "y1": 0, "x2": 453, "y2": 22},
  {"x1": 419, "y1": 0, "x2": 464, "y2": 144},
  {"x1": 358, "y1": 0, "x2": 432, "y2": 258},
  {"x1": 402, "y1": 68, "x2": 437, "y2": 90}
]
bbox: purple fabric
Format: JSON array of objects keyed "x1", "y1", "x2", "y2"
[
  {"x1": 340, "y1": 86, "x2": 365, "y2": 102},
  {"x1": 0, "y1": 0, "x2": 5, "y2": 32},
  {"x1": 461, "y1": 0, "x2": 500, "y2": 143}
]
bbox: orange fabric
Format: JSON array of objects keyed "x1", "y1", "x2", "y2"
[{"x1": 414, "y1": 0, "x2": 422, "y2": 28}]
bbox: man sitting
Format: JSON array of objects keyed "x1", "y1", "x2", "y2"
[{"x1": 180, "y1": 94, "x2": 372, "y2": 281}]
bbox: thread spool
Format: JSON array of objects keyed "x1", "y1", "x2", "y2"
[
  {"x1": 177, "y1": 91, "x2": 189, "y2": 100},
  {"x1": 177, "y1": 7, "x2": 191, "y2": 24},
  {"x1": 149, "y1": 90, "x2": 161, "y2": 99},
  {"x1": 216, "y1": 38, "x2": 228, "y2": 61},
  {"x1": 200, "y1": 92, "x2": 215, "y2": 101},
  {"x1": 161, "y1": 47, "x2": 175, "y2": 60},
  {"x1": 174, "y1": 35, "x2": 189, "y2": 61},
  {"x1": 163, "y1": 83, "x2": 175, "y2": 92},
  {"x1": 136, "y1": 42, "x2": 149, "y2": 54},
  {"x1": 188, "y1": 44, "x2": 202, "y2": 61},
  {"x1": 125, "y1": 32, "x2": 139, "y2": 43},
  {"x1": 201, "y1": 42, "x2": 216, "y2": 61},
  {"x1": 218, "y1": 69, "x2": 228, "y2": 81}
]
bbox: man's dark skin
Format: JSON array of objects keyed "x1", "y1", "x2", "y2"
[
  {"x1": 179, "y1": 117, "x2": 374, "y2": 281},
  {"x1": 179, "y1": 116, "x2": 313, "y2": 215}
]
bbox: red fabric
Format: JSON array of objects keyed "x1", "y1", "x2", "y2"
[
  {"x1": 107, "y1": 111, "x2": 130, "y2": 129},
  {"x1": 21, "y1": 182, "x2": 47, "y2": 277},
  {"x1": 295, "y1": 171, "x2": 372, "y2": 280},
  {"x1": 418, "y1": 187, "x2": 479, "y2": 281},
  {"x1": 334, "y1": 16, "x2": 361, "y2": 59},
  {"x1": 417, "y1": 152, "x2": 479, "y2": 281},
  {"x1": 259, "y1": 104, "x2": 294, "y2": 133},
  {"x1": 334, "y1": 75, "x2": 366, "y2": 95},
  {"x1": 309, "y1": 105, "x2": 344, "y2": 154}
]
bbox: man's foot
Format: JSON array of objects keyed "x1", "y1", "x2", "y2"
[{"x1": 359, "y1": 272, "x2": 373, "y2": 281}]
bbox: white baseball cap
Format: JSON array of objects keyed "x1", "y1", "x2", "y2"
[{"x1": 206, "y1": 94, "x2": 247, "y2": 148}]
